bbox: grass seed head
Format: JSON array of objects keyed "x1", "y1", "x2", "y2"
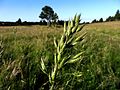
[
  {"x1": 64, "y1": 22, "x2": 67, "y2": 33},
  {"x1": 75, "y1": 14, "x2": 80, "y2": 26},
  {"x1": 73, "y1": 52, "x2": 83, "y2": 59},
  {"x1": 72, "y1": 25, "x2": 78, "y2": 33},
  {"x1": 54, "y1": 38, "x2": 58, "y2": 48},
  {"x1": 66, "y1": 58, "x2": 80, "y2": 64},
  {"x1": 71, "y1": 20, "x2": 74, "y2": 28},
  {"x1": 41, "y1": 58, "x2": 46, "y2": 72},
  {"x1": 76, "y1": 25, "x2": 85, "y2": 32},
  {"x1": 73, "y1": 14, "x2": 77, "y2": 21}
]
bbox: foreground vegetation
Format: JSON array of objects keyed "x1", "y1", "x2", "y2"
[{"x1": 0, "y1": 21, "x2": 120, "y2": 90}]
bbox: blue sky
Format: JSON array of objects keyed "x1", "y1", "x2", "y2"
[{"x1": 0, "y1": 0, "x2": 120, "y2": 22}]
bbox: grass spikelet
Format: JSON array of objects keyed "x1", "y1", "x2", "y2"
[
  {"x1": 64, "y1": 22, "x2": 67, "y2": 33},
  {"x1": 40, "y1": 58, "x2": 47, "y2": 74},
  {"x1": 54, "y1": 38, "x2": 58, "y2": 48}
]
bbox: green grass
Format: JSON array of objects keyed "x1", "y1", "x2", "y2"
[{"x1": 0, "y1": 21, "x2": 120, "y2": 90}]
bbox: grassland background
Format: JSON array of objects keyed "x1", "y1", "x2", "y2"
[{"x1": 0, "y1": 21, "x2": 120, "y2": 89}]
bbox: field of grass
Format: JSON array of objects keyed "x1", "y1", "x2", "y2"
[{"x1": 0, "y1": 21, "x2": 120, "y2": 90}]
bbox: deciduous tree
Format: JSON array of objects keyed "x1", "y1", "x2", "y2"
[{"x1": 39, "y1": 6, "x2": 58, "y2": 26}]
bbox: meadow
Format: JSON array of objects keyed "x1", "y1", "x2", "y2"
[{"x1": 0, "y1": 21, "x2": 120, "y2": 90}]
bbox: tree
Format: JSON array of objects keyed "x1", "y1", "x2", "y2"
[
  {"x1": 115, "y1": 10, "x2": 120, "y2": 20},
  {"x1": 16, "y1": 18, "x2": 22, "y2": 25},
  {"x1": 99, "y1": 18, "x2": 103, "y2": 22},
  {"x1": 91, "y1": 19, "x2": 97, "y2": 23},
  {"x1": 39, "y1": 6, "x2": 58, "y2": 26},
  {"x1": 106, "y1": 16, "x2": 115, "y2": 22}
]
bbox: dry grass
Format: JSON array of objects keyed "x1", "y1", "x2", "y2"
[
  {"x1": 84, "y1": 21, "x2": 120, "y2": 30},
  {"x1": 1, "y1": 21, "x2": 120, "y2": 35},
  {"x1": 0, "y1": 25, "x2": 62, "y2": 36}
]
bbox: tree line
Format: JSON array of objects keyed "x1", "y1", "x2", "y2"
[
  {"x1": 0, "y1": 5, "x2": 120, "y2": 26},
  {"x1": 0, "y1": 19, "x2": 65, "y2": 26},
  {"x1": 92, "y1": 10, "x2": 120, "y2": 23}
]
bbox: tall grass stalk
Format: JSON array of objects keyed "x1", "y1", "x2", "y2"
[
  {"x1": 0, "y1": 36, "x2": 3, "y2": 66},
  {"x1": 40, "y1": 15, "x2": 85, "y2": 90}
]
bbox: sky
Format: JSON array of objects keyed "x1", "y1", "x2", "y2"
[{"x1": 0, "y1": 0, "x2": 120, "y2": 22}]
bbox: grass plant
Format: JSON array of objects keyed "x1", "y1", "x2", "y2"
[{"x1": 40, "y1": 15, "x2": 85, "y2": 90}]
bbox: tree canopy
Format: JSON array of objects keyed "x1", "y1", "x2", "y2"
[
  {"x1": 91, "y1": 19, "x2": 97, "y2": 23},
  {"x1": 16, "y1": 18, "x2": 22, "y2": 24},
  {"x1": 39, "y1": 6, "x2": 58, "y2": 25},
  {"x1": 115, "y1": 10, "x2": 120, "y2": 20},
  {"x1": 99, "y1": 18, "x2": 103, "y2": 22},
  {"x1": 106, "y1": 9, "x2": 120, "y2": 22}
]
